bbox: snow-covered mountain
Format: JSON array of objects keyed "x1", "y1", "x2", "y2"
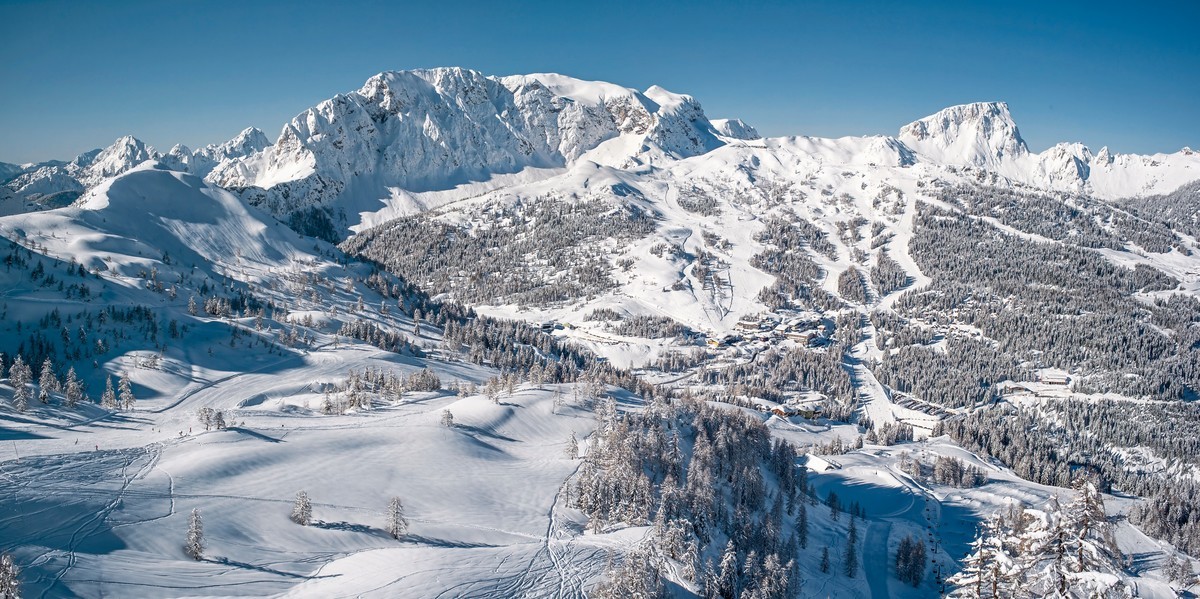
[
  {"x1": 2, "y1": 129, "x2": 270, "y2": 210},
  {"x1": 205, "y1": 68, "x2": 730, "y2": 229},
  {"x1": 897, "y1": 101, "x2": 1029, "y2": 169},
  {"x1": 897, "y1": 101, "x2": 1200, "y2": 197},
  {"x1": 3, "y1": 67, "x2": 1200, "y2": 599},
  {"x1": 162, "y1": 127, "x2": 271, "y2": 177},
  {"x1": 7, "y1": 69, "x2": 1196, "y2": 235},
  {"x1": 196, "y1": 72, "x2": 1199, "y2": 240}
]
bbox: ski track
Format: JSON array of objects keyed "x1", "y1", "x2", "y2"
[{"x1": 863, "y1": 520, "x2": 893, "y2": 599}]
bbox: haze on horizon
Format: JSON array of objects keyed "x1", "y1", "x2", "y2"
[{"x1": 1, "y1": 0, "x2": 1197, "y2": 164}]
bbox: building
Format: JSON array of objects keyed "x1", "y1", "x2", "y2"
[
  {"x1": 735, "y1": 319, "x2": 760, "y2": 333},
  {"x1": 786, "y1": 330, "x2": 815, "y2": 344},
  {"x1": 1040, "y1": 371, "x2": 1070, "y2": 386}
]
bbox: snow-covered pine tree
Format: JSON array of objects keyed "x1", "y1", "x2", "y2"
[
  {"x1": 37, "y1": 358, "x2": 58, "y2": 404},
  {"x1": 484, "y1": 376, "x2": 501, "y2": 404},
  {"x1": 565, "y1": 431, "x2": 578, "y2": 459},
  {"x1": 64, "y1": 367, "x2": 82, "y2": 409},
  {"x1": 819, "y1": 546, "x2": 831, "y2": 573},
  {"x1": 440, "y1": 409, "x2": 454, "y2": 427},
  {"x1": 290, "y1": 491, "x2": 311, "y2": 526},
  {"x1": 386, "y1": 496, "x2": 408, "y2": 539},
  {"x1": 715, "y1": 540, "x2": 739, "y2": 598},
  {"x1": 1063, "y1": 478, "x2": 1121, "y2": 575},
  {"x1": 185, "y1": 508, "x2": 204, "y2": 560},
  {"x1": 118, "y1": 373, "x2": 135, "y2": 410},
  {"x1": 100, "y1": 375, "x2": 117, "y2": 409},
  {"x1": 590, "y1": 548, "x2": 664, "y2": 599},
  {"x1": 0, "y1": 551, "x2": 19, "y2": 599},
  {"x1": 948, "y1": 522, "x2": 989, "y2": 598},
  {"x1": 8, "y1": 356, "x2": 31, "y2": 412},
  {"x1": 947, "y1": 513, "x2": 1015, "y2": 598}
]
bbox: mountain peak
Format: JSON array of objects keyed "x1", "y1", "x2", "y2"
[
  {"x1": 898, "y1": 101, "x2": 1027, "y2": 167},
  {"x1": 711, "y1": 118, "x2": 761, "y2": 140},
  {"x1": 80, "y1": 135, "x2": 159, "y2": 187},
  {"x1": 209, "y1": 67, "x2": 724, "y2": 234}
]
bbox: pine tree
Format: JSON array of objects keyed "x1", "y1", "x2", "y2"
[
  {"x1": 386, "y1": 496, "x2": 408, "y2": 539},
  {"x1": 844, "y1": 519, "x2": 859, "y2": 576},
  {"x1": 291, "y1": 491, "x2": 311, "y2": 526},
  {"x1": 590, "y1": 548, "x2": 664, "y2": 599},
  {"x1": 118, "y1": 373, "x2": 135, "y2": 410},
  {"x1": 64, "y1": 367, "x2": 82, "y2": 409},
  {"x1": 185, "y1": 508, "x2": 204, "y2": 560},
  {"x1": 565, "y1": 431, "x2": 578, "y2": 459},
  {"x1": 37, "y1": 358, "x2": 58, "y2": 404},
  {"x1": 8, "y1": 356, "x2": 31, "y2": 412},
  {"x1": 1063, "y1": 478, "x2": 1120, "y2": 575},
  {"x1": 819, "y1": 546, "x2": 831, "y2": 573},
  {"x1": 895, "y1": 534, "x2": 928, "y2": 587},
  {"x1": 100, "y1": 375, "x2": 117, "y2": 409},
  {"x1": 947, "y1": 517, "x2": 998, "y2": 598},
  {"x1": 797, "y1": 500, "x2": 808, "y2": 548},
  {"x1": 0, "y1": 551, "x2": 19, "y2": 599},
  {"x1": 440, "y1": 409, "x2": 454, "y2": 427},
  {"x1": 188, "y1": 295, "x2": 197, "y2": 316},
  {"x1": 716, "y1": 540, "x2": 739, "y2": 598}
]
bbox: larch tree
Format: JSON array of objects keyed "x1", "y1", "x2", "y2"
[
  {"x1": 8, "y1": 356, "x2": 31, "y2": 412},
  {"x1": 38, "y1": 358, "x2": 58, "y2": 404},
  {"x1": 564, "y1": 431, "x2": 579, "y2": 459},
  {"x1": 118, "y1": 373, "x2": 135, "y2": 410},
  {"x1": 0, "y1": 551, "x2": 19, "y2": 599},
  {"x1": 100, "y1": 376, "x2": 117, "y2": 409},
  {"x1": 185, "y1": 508, "x2": 204, "y2": 561},
  {"x1": 290, "y1": 491, "x2": 312, "y2": 526},
  {"x1": 386, "y1": 496, "x2": 408, "y2": 539},
  {"x1": 844, "y1": 518, "x2": 859, "y2": 577},
  {"x1": 64, "y1": 367, "x2": 83, "y2": 409}
]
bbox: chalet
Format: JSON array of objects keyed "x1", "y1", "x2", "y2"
[
  {"x1": 735, "y1": 319, "x2": 761, "y2": 333},
  {"x1": 1001, "y1": 383, "x2": 1037, "y2": 396},
  {"x1": 1040, "y1": 371, "x2": 1070, "y2": 386},
  {"x1": 786, "y1": 330, "x2": 816, "y2": 344},
  {"x1": 540, "y1": 321, "x2": 556, "y2": 333}
]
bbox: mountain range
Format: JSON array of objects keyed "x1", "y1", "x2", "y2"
[
  {"x1": 2, "y1": 67, "x2": 1199, "y2": 598},
  {"x1": 5, "y1": 68, "x2": 1196, "y2": 234}
]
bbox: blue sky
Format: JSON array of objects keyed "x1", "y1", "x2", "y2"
[{"x1": 1, "y1": 0, "x2": 1197, "y2": 163}]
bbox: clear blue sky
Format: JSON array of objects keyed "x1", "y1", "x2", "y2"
[{"x1": 2, "y1": 0, "x2": 1197, "y2": 163}]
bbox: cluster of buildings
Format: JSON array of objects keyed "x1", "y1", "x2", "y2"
[{"x1": 712, "y1": 313, "x2": 828, "y2": 348}]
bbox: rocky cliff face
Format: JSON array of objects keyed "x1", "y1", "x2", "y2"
[{"x1": 206, "y1": 68, "x2": 727, "y2": 230}]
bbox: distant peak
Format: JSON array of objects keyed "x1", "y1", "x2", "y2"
[
  {"x1": 100, "y1": 135, "x2": 155, "y2": 158},
  {"x1": 236, "y1": 126, "x2": 266, "y2": 139},
  {"x1": 898, "y1": 101, "x2": 1027, "y2": 166},
  {"x1": 226, "y1": 127, "x2": 271, "y2": 151},
  {"x1": 711, "y1": 118, "x2": 761, "y2": 140},
  {"x1": 899, "y1": 101, "x2": 1019, "y2": 140}
]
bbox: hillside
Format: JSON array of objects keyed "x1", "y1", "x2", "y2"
[{"x1": 2, "y1": 68, "x2": 1199, "y2": 598}]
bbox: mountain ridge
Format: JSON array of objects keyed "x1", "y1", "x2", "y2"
[{"x1": 4, "y1": 67, "x2": 1198, "y2": 235}]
